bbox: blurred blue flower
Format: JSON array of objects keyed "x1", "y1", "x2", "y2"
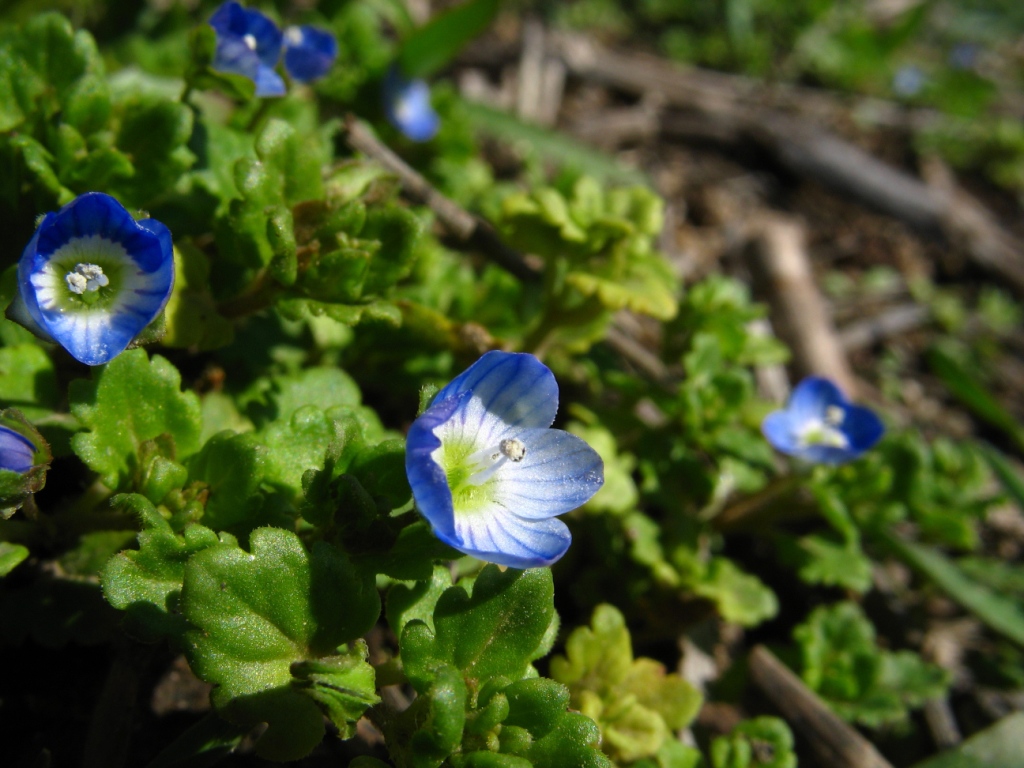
[
  {"x1": 283, "y1": 25, "x2": 337, "y2": 83},
  {"x1": 892, "y1": 65, "x2": 926, "y2": 98},
  {"x1": 209, "y1": 1, "x2": 285, "y2": 97},
  {"x1": 0, "y1": 426, "x2": 36, "y2": 474},
  {"x1": 16, "y1": 192, "x2": 174, "y2": 366},
  {"x1": 762, "y1": 377, "x2": 884, "y2": 465},
  {"x1": 948, "y1": 43, "x2": 979, "y2": 71},
  {"x1": 406, "y1": 351, "x2": 604, "y2": 568},
  {"x1": 384, "y1": 68, "x2": 440, "y2": 142}
]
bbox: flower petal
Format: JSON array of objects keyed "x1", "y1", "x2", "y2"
[
  {"x1": 384, "y1": 69, "x2": 440, "y2": 142},
  {"x1": 283, "y1": 25, "x2": 338, "y2": 83},
  {"x1": 787, "y1": 377, "x2": 846, "y2": 422},
  {"x1": 406, "y1": 391, "x2": 469, "y2": 540},
  {"x1": 209, "y1": 1, "x2": 283, "y2": 91},
  {"x1": 445, "y1": 510, "x2": 571, "y2": 569},
  {"x1": 253, "y1": 65, "x2": 287, "y2": 98},
  {"x1": 434, "y1": 351, "x2": 559, "y2": 451},
  {"x1": 0, "y1": 426, "x2": 36, "y2": 474},
  {"x1": 492, "y1": 428, "x2": 604, "y2": 519},
  {"x1": 760, "y1": 410, "x2": 802, "y2": 455},
  {"x1": 841, "y1": 403, "x2": 885, "y2": 453}
]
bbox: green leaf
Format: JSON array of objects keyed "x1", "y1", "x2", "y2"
[
  {"x1": 795, "y1": 535, "x2": 873, "y2": 593},
  {"x1": 0, "y1": 542, "x2": 29, "y2": 577},
  {"x1": 0, "y1": 408, "x2": 52, "y2": 517},
  {"x1": 387, "y1": 565, "x2": 454, "y2": 637},
  {"x1": 397, "y1": 0, "x2": 500, "y2": 78},
  {"x1": 403, "y1": 566, "x2": 556, "y2": 688},
  {"x1": 794, "y1": 601, "x2": 949, "y2": 728},
  {"x1": 101, "y1": 493, "x2": 219, "y2": 640},
  {"x1": 113, "y1": 96, "x2": 195, "y2": 206},
  {"x1": 291, "y1": 641, "x2": 381, "y2": 739},
  {"x1": 692, "y1": 558, "x2": 778, "y2": 627},
  {"x1": 0, "y1": 343, "x2": 59, "y2": 419},
  {"x1": 187, "y1": 431, "x2": 267, "y2": 532},
  {"x1": 550, "y1": 605, "x2": 702, "y2": 763},
  {"x1": 163, "y1": 243, "x2": 235, "y2": 352},
  {"x1": 69, "y1": 351, "x2": 202, "y2": 491},
  {"x1": 256, "y1": 118, "x2": 327, "y2": 206},
  {"x1": 910, "y1": 712, "x2": 1024, "y2": 768},
  {"x1": 884, "y1": 532, "x2": 1024, "y2": 646},
  {"x1": 181, "y1": 527, "x2": 380, "y2": 761},
  {"x1": 710, "y1": 717, "x2": 796, "y2": 768},
  {"x1": 980, "y1": 443, "x2": 1024, "y2": 512}
]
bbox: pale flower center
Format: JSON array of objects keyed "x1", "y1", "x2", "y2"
[
  {"x1": 798, "y1": 406, "x2": 849, "y2": 450},
  {"x1": 65, "y1": 263, "x2": 110, "y2": 295},
  {"x1": 284, "y1": 26, "x2": 304, "y2": 46},
  {"x1": 243, "y1": 33, "x2": 258, "y2": 51}
]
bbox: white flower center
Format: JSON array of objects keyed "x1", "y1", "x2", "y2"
[
  {"x1": 243, "y1": 33, "x2": 258, "y2": 51},
  {"x1": 461, "y1": 437, "x2": 527, "y2": 488},
  {"x1": 284, "y1": 26, "x2": 304, "y2": 46},
  {"x1": 797, "y1": 417, "x2": 849, "y2": 450},
  {"x1": 65, "y1": 263, "x2": 110, "y2": 295}
]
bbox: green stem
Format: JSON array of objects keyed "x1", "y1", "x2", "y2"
[{"x1": 216, "y1": 269, "x2": 280, "y2": 319}]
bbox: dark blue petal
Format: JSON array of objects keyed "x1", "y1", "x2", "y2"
[
  {"x1": 405, "y1": 391, "x2": 471, "y2": 539},
  {"x1": 212, "y1": 36, "x2": 261, "y2": 82},
  {"x1": 384, "y1": 68, "x2": 440, "y2": 142},
  {"x1": 842, "y1": 403, "x2": 885, "y2": 453},
  {"x1": 0, "y1": 426, "x2": 36, "y2": 474},
  {"x1": 283, "y1": 25, "x2": 338, "y2": 83}
]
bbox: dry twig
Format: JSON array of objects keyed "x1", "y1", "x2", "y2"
[{"x1": 749, "y1": 645, "x2": 896, "y2": 768}]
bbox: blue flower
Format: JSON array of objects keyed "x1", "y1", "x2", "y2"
[
  {"x1": 283, "y1": 25, "x2": 337, "y2": 83},
  {"x1": 406, "y1": 351, "x2": 604, "y2": 568},
  {"x1": 16, "y1": 192, "x2": 174, "y2": 366},
  {"x1": 209, "y1": 1, "x2": 285, "y2": 97},
  {"x1": 762, "y1": 377, "x2": 885, "y2": 465},
  {"x1": 384, "y1": 68, "x2": 440, "y2": 142},
  {"x1": 0, "y1": 426, "x2": 36, "y2": 474}
]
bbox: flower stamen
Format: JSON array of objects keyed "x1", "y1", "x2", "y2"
[
  {"x1": 243, "y1": 33, "x2": 258, "y2": 50},
  {"x1": 65, "y1": 263, "x2": 110, "y2": 303},
  {"x1": 462, "y1": 437, "x2": 528, "y2": 488}
]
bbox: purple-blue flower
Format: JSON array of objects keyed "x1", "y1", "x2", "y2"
[
  {"x1": 16, "y1": 192, "x2": 174, "y2": 366},
  {"x1": 209, "y1": 1, "x2": 285, "y2": 97},
  {"x1": 406, "y1": 351, "x2": 604, "y2": 569},
  {"x1": 762, "y1": 377, "x2": 885, "y2": 465},
  {"x1": 384, "y1": 68, "x2": 440, "y2": 142},
  {"x1": 283, "y1": 25, "x2": 337, "y2": 83},
  {"x1": 0, "y1": 426, "x2": 36, "y2": 474}
]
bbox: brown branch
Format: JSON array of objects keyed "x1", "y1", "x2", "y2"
[
  {"x1": 749, "y1": 645, "x2": 896, "y2": 768},
  {"x1": 343, "y1": 115, "x2": 542, "y2": 283}
]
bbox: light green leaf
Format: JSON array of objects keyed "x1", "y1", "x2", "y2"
[
  {"x1": 0, "y1": 542, "x2": 29, "y2": 577},
  {"x1": 911, "y1": 712, "x2": 1024, "y2": 768},
  {"x1": 69, "y1": 350, "x2": 202, "y2": 491}
]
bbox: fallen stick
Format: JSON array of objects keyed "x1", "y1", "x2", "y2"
[
  {"x1": 838, "y1": 303, "x2": 930, "y2": 351},
  {"x1": 749, "y1": 645, "x2": 896, "y2": 768},
  {"x1": 746, "y1": 213, "x2": 857, "y2": 395}
]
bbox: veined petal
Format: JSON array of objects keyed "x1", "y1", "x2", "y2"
[
  {"x1": 760, "y1": 410, "x2": 801, "y2": 455},
  {"x1": 283, "y1": 25, "x2": 338, "y2": 83},
  {"x1": 446, "y1": 511, "x2": 571, "y2": 569},
  {"x1": 434, "y1": 351, "x2": 558, "y2": 451},
  {"x1": 841, "y1": 404, "x2": 886, "y2": 453},
  {"x1": 0, "y1": 426, "x2": 36, "y2": 474},
  {"x1": 491, "y1": 428, "x2": 604, "y2": 519},
  {"x1": 253, "y1": 65, "x2": 287, "y2": 98}
]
